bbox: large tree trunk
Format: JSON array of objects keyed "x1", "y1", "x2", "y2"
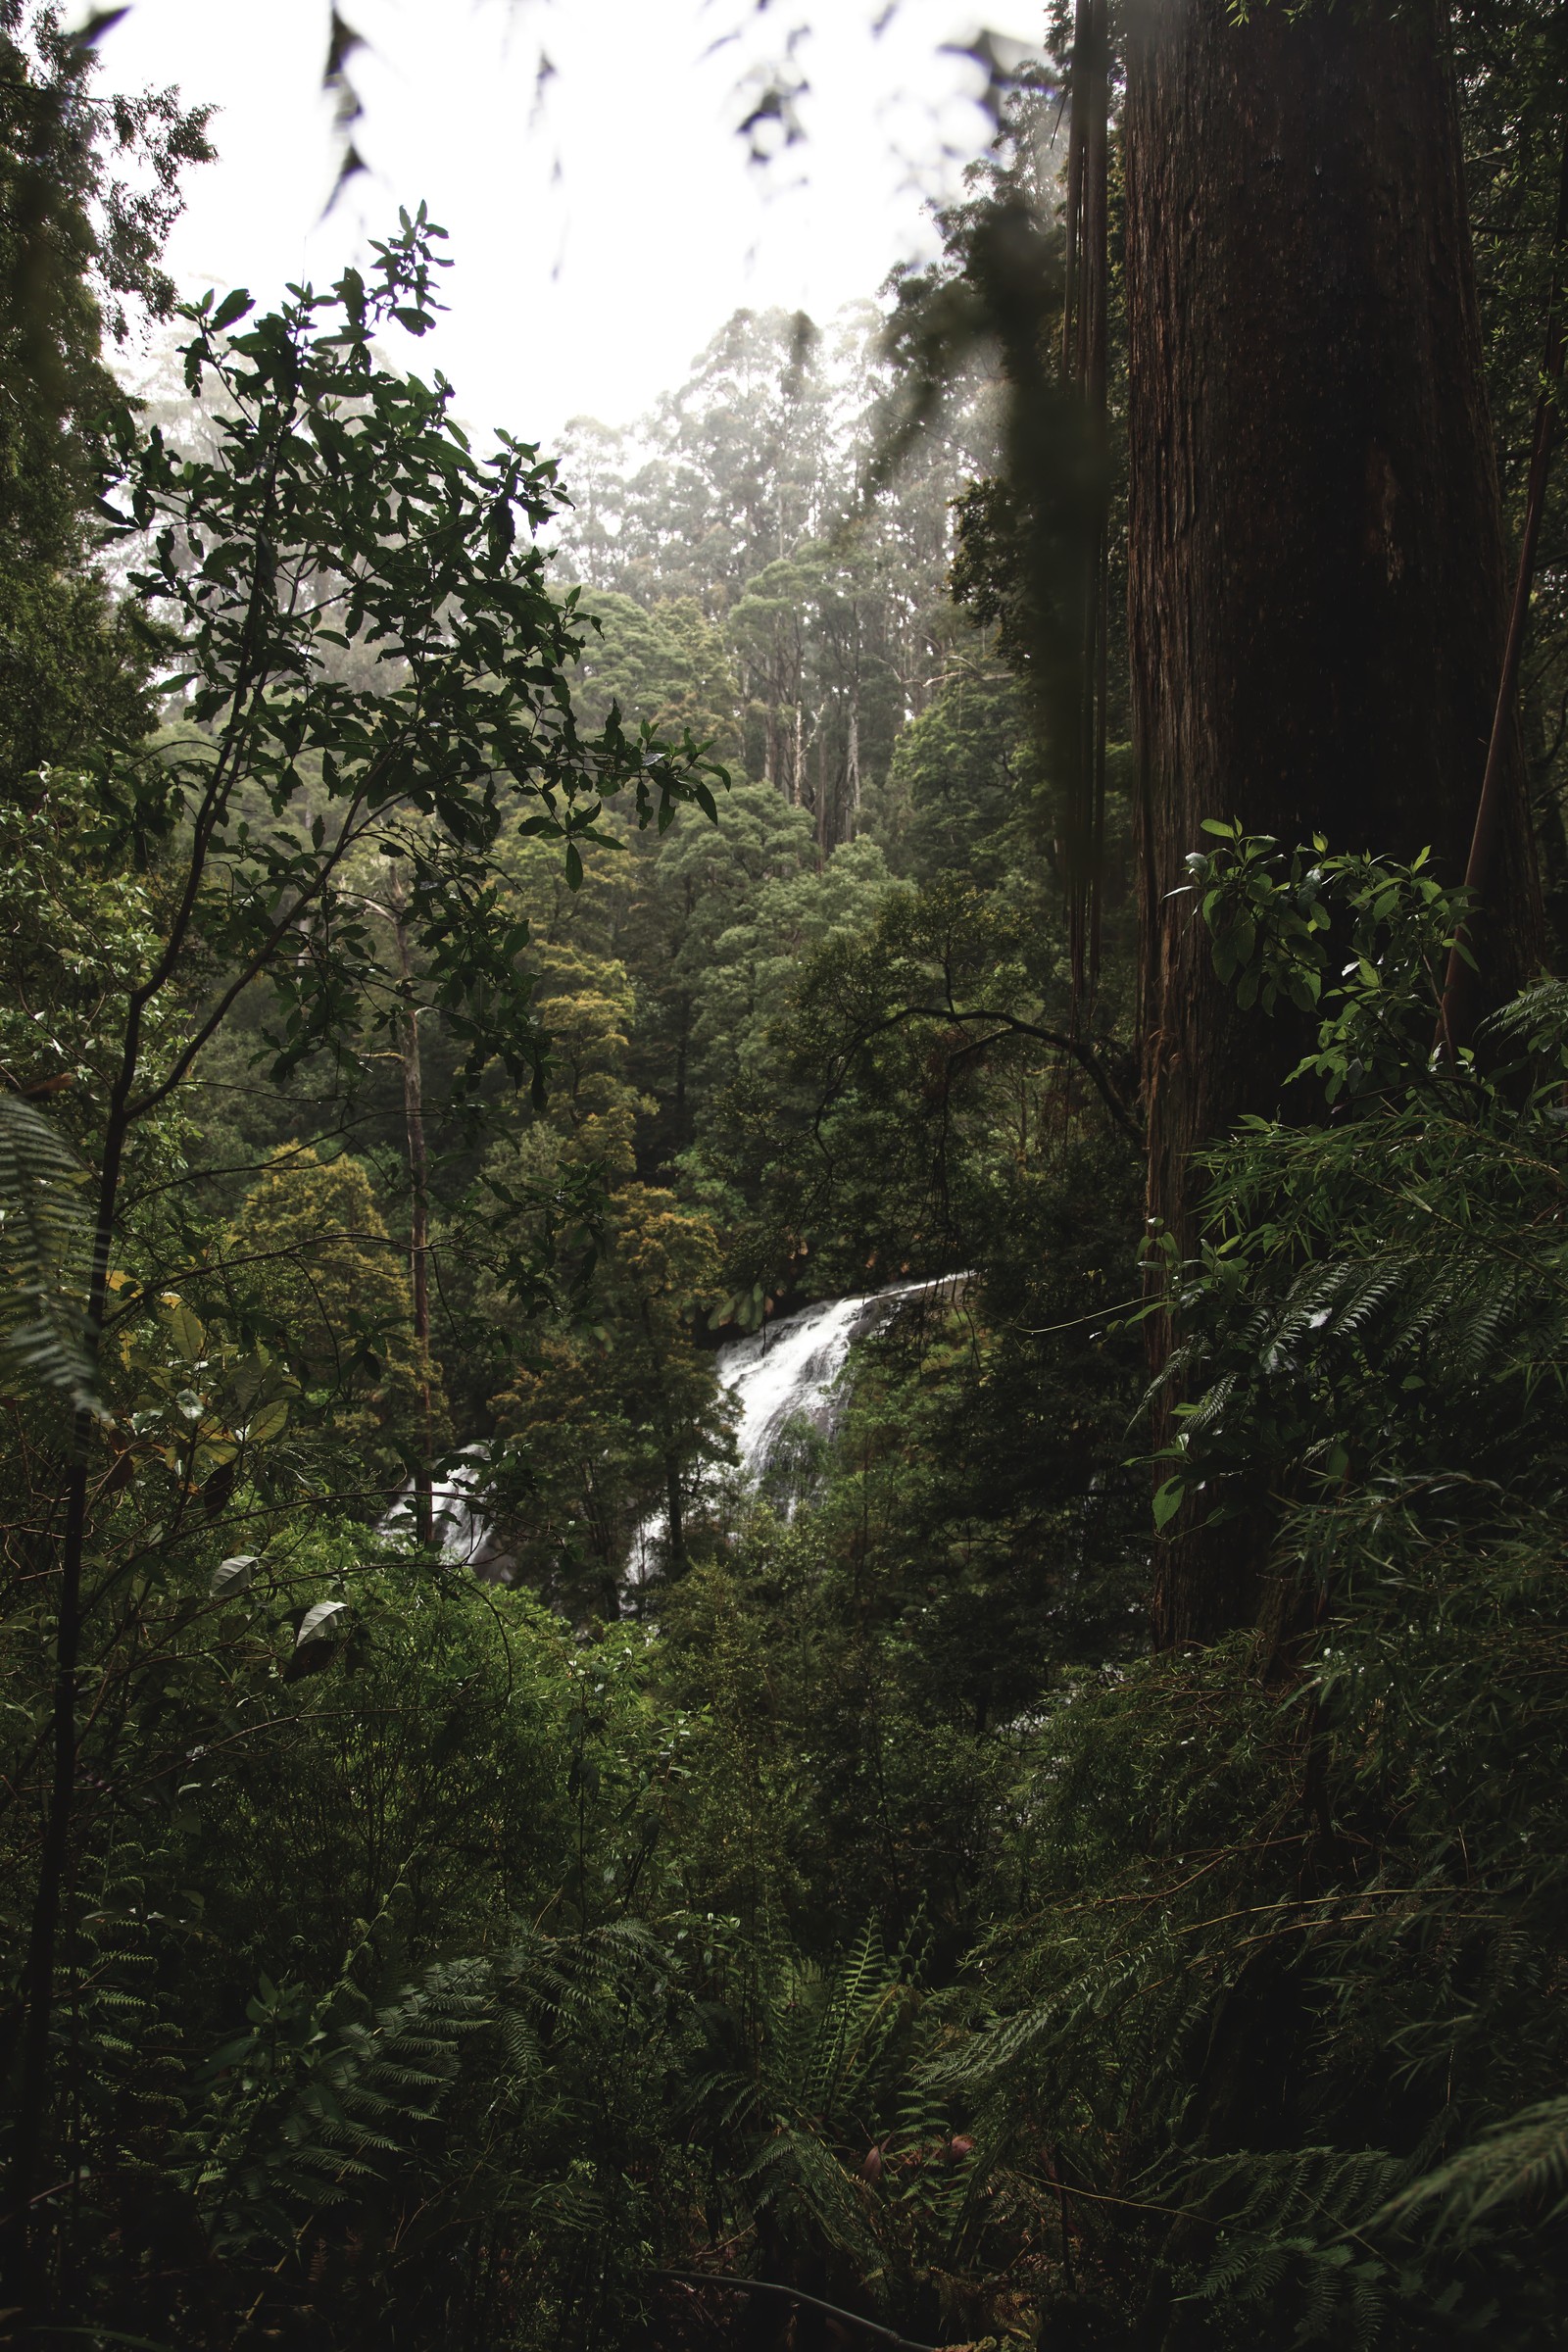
[{"x1": 1123, "y1": 0, "x2": 1541, "y2": 1644}]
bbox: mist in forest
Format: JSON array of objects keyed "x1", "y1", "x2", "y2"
[{"x1": 4, "y1": 3, "x2": 1568, "y2": 2347}]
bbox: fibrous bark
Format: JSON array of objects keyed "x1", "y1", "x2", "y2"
[{"x1": 1123, "y1": 0, "x2": 1542, "y2": 1642}]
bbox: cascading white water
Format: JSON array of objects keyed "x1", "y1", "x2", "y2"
[
  {"x1": 388, "y1": 1276, "x2": 967, "y2": 1590},
  {"x1": 624, "y1": 1271, "x2": 967, "y2": 1586},
  {"x1": 380, "y1": 1444, "x2": 514, "y2": 1579},
  {"x1": 715, "y1": 1273, "x2": 964, "y2": 1485}
]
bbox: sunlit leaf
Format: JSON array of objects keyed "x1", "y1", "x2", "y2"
[{"x1": 296, "y1": 1598, "x2": 348, "y2": 1648}]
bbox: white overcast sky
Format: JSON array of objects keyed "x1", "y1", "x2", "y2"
[{"x1": 90, "y1": 0, "x2": 1045, "y2": 446}]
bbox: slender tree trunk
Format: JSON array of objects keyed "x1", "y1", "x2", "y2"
[
  {"x1": 847, "y1": 706, "x2": 860, "y2": 838},
  {"x1": 1123, "y1": 0, "x2": 1541, "y2": 1643},
  {"x1": 392, "y1": 908, "x2": 434, "y2": 1548},
  {"x1": 3, "y1": 1010, "x2": 138, "y2": 2303},
  {"x1": 1063, "y1": 0, "x2": 1110, "y2": 1003},
  {"x1": 673, "y1": 1002, "x2": 690, "y2": 1150},
  {"x1": 1439, "y1": 106, "x2": 1568, "y2": 1053},
  {"x1": 663, "y1": 1452, "x2": 685, "y2": 1572}
]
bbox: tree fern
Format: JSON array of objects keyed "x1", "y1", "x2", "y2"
[
  {"x1": 0, "y1": 1090, "x2": 99, "y2": 1416},
  {"x1": 1377, "y1": 2097, "x2": 1568, "y2": 2240},
  {"x1": 182, "y1": 1927, "x2": 489, "y2": 2256}
]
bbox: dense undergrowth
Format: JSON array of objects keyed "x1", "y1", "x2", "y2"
[
  {"x1": 8, "y1": 814, "x2": 1568, "y2": 2348},
  {"x1": 7, "y1": 7, "x2": 1568, "y2": 2347}
]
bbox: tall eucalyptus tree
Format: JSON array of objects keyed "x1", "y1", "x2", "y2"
[{"x1": 1123, "y1": 0, "x2": 1544, "y2": 1640}]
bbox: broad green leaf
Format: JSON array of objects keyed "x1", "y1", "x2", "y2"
[
  {"x1": 296, "y1": 1598, "x2": 348, "y2": 1648},
  {"x1": 1152, "y1": 1477, "x2": 1186, "y2": 1531},
  {"x1": 212, "y1": 1554, "x2": 259, "y2": 1599},
  {"x1": 210, "y1": 286, "x2": 254, "y2": 331},
  {"x1": 243, "y1": 1398, "x2": 290, "y2": 1446},
  {"x1": 166, "y1": 1298, "x2": 206, "y2": 1363}
]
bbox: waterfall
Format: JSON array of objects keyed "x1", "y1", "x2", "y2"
[
  {"x1": 715, "y1": 1273, "x2": 965, "y2": 1486},
  {"x1": 389, "y1": 1274, "x2": 967, "y2": 1591},
  {"x1": 624, "y1": 1271, "x2": 967, "y2": 1586},
  {"x1": 380, "y1": 1444, "x2": 515, "y2": 1581}
]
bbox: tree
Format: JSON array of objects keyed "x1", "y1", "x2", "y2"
[
  {"x1": 1122, "y1": 0, "x2": 1544, "y2": 1642},
  {"x1": 728, "y1": 538, "x2": 907, "y2": 845},
  {"x1": 551, "y1": 309, "x2": 827, "y2": 611},
  {"x1": 0, "y1": 6, "x2": 212, "y2": 788},
  {"x1": 0, "y1": 4, "x2": 211, "y2": 562},
  {"x1": 1, "y1": 214, "x2": 718, "y2": 2290},
  {"x1": 882, "y1": 654, "x2": 1035, "y2": 888},
  {"x1": 564, "y1": 587, "x2": 743, "y2": 760},
  {"x1": 524, "y1": 941, "x2": 645, "y2": 1179},
  {"x1": 226, "y1": 1147, "x2": 448, "y2": 1508},
  {"x1": 489, "y1": 1184, "x2": 727, "y2": 1607},
  {"x1": 551, "y1": 299, "x2": 998, "y2": 857},
  {"x1": 618, "y1": 778, "x2": 818, "y2": 1162},
  {"x1": 688, "y1": 831, "x2": 904, "y2": 1116},
  {"x1": 1453, "y1": 0, "x2": 1568, "y2": 950},
  {"x1": 604, "y1": 1184, "x2": 728, "y2": 1576},
  {"x1": 0, "y1": 2, "x2": 211, "y2": 790}
]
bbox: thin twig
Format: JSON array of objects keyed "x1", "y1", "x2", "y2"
[{"x1": 652, "y1": 2272, "x2": 957, "y2": 2351}]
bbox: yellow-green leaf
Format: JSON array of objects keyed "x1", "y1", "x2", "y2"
[
  {"x1": 243, "y1": 1398, "x2": 290, "y2": 1446},
  {"x1": 166, "y1": 1299, "x2": 206, "y2": 1363}
]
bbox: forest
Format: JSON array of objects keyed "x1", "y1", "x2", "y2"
[{"x1": 3, "y1": 0, "x2": 1568, "y2": 2345}]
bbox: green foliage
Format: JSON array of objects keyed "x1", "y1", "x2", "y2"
[
  {"x1": 182, "y1": 1929, "x2": 489, "y2": 2261},
  {"x1": 688, "y1": 1921, "x2": 982, "y2": 2322},
  {"x1": 1453, "y1": 0, "x2": 1568, "y2": 953},
  {"x1": 695, "y1": 868, "x2": 1136, "y2": 1305},
  {"x1": 9, "y1": 26, "x2": 1568, "y2": 2340},
  {"x1": 903, "y1": 840, "x2": 1568, "y2": 2346},
  {"x1": 618, "y1": 776, "x2": 818, "y2": 1161},
  {"x1": 565, "y1": 587, "x2": 743, "y2": 760},
  {"x1": 1180, "y1": 820, "x2": 1472, "y2": 1098},
  {"x1": 553, "y1": 299, "x2": 996, "y2": 853},
  {"x1": 488, "y1": 1184, "x2": 730, "y2": 1608},
  {"x1": 1145, "y1": 834, "x2": 1566, "y2": 1539},
  {"x1": 882, "y1": 658, "x2": 1035, "y2": 887},
  {"x1": 99, "y1": 211, "x2": 720, "y2": 1114},
  {"x1": 0, "y1": 1091, "x2": 97, "y2": 1415},
  {"x1": 0, "y1": 205, "x2": 736, "y2": 2338},
  {"x1": 1382, "y1": 2096, "x2": 1568, "y2": 2241},
  {"x1": 0, "y1": 6, "x2": 211, "y2": 787},
  {"x1": 225, "y1": 1146, "x2": 449, "y2": 1505}
]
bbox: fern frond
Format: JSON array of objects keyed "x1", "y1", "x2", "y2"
[
  {"x1": 0, "y1": 1092, "x2": 101, "y2": 1415},
  {"x1": 1375, "y1": 2096, "x2": 1568, "y2": 2239}
]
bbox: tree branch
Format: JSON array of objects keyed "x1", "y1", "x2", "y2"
[
  {"x1": 125, "y1": 790, "x2": 377, "y2": 1125},
  {"x1": 898, "y1": 1002, "x2": 1143, "y2": 1144}
]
